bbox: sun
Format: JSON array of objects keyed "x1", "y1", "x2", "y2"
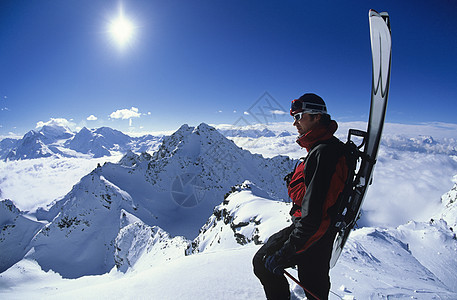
[{"x1": 108, "y1": 5, "x2": 136, "y2": 49}]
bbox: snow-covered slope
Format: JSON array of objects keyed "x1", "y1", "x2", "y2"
[
  {"x1": 392, "y1": 220, "x2": 457, "y2": 292},
  {"x1": 28, "y1": 170, "x2": 137, "y2": 278},
  {"x1": 187, "y1": 180, "x2": 291, "y2": 254},
  {"x1": 187, "y1": 182, "x2": 457, "y2": 296},
  {"x1": 115, "y1": 211, "x2": 189, "y2": 273},
  {"x1": 0, "y1": 138, "x2": 19, "y2": 158},
  {"x1": 1, "y1": 184, "x2": 456, "y2": 298},
  {"x1": 435, "y1": 181, "x2": 457, "y2": 229},
  {"x1": 331, "y1": 225, "x2": 456, "y2": 298},
  {"x1": 0, "y1": 200, "x2": 44, "y2": 273}
]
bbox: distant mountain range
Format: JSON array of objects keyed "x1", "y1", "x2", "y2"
[
  {"x1": 4, "y1": 122, "x2": 455, "y2": 162},
  {"x1": 0, "y1": 125, "x2": 162, "y2": 160},
  {"x1": 0, "y1": 124, "x2": 297, "y2": 161}
]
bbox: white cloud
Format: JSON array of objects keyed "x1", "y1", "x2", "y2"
[
  {"x1": 271, "y1": 110, "x2": 287, "y2": 115},
  {"x1": 87, "y1": 115, "x2": 98, "y2": 121},
  {"x1": 243, "y1": 111, "x2": 250, "y2": 115},
  {"x1": 110, "y1": 107, "x2": 141, "y2": 120},
  {"x1": 36, "y1": 118, "x2": 75, "y2": 129},
  {"x1": 0, "y1": 156, "x2": 122, "y2": 212}
]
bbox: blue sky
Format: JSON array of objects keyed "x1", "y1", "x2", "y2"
[{"x1": 1, "y1": 0, "x2": 456, "y2": 136}]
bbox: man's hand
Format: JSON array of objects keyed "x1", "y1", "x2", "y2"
[{"x1": 264, "y1": 253, "x2": 285, "y2": 276}]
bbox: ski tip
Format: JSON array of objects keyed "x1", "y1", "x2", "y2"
[
  {"x1": 369, "y1": 9, "x2": 390, "y2": 18},
  {"x1": 369, "y1": 9, "x2": 379, "y2": 16},
  {"x1": 369, "y1": 9, "x2": 390, "y2": 30}
]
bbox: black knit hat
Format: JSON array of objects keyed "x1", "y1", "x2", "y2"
[{"x1": 290, "y1": 93, "x2": 327, "y2": 115}]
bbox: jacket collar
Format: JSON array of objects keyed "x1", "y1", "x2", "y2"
[{"x1": 296, "y1": 120, "x2": 338, "y2": 151}]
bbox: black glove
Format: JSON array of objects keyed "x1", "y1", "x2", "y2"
[
  {"x1": 264, "y1": 243, "x2": 296, "y2": 276},
  {"x1": 264, "y1": 252, "x2": 285, "y2": 276},
  {"x1": 284, "y1": 171, "x2": 294, "y2": 187}
]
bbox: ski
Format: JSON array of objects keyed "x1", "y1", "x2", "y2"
[{"x1": 330, "y1": 9, "x2": 392, "y2": 268}]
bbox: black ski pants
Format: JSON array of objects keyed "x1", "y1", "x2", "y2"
[{"x1": 252, "y1": 224, "x2": 335, "y2": 300}]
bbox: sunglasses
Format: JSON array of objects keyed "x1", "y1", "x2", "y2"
[{"x1": 292, "y1": 112, "x2": 305, "y2": 121}]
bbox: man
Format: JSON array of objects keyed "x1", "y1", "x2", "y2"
[{"x1": 253, "y1": 93, "x2": 348, "y2": 300}]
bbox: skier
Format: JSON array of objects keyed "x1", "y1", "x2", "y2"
[{"x1": 253, "y1": 93, "x2": 349, "y2": 300}]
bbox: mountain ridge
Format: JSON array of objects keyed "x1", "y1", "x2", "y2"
[{"x1": 1, "y1": 124, "x2": 163, "y2": 161}]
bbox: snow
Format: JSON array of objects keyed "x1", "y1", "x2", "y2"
[
  {"x1": 331, "y1": 226, "x2": 456, "y2": 299},
  {"x1": 1, "y1": 226, "x2": 455, "y2": 299},
  {"x1": 0, "y1": 246, "x2": 266, "y2": 300},
  {"x1": 0, "y1": 200, "x2": 44, "y2": 273},
  {"x1": 1, "y1": 121, "x2": 457, "y2": 299},
  {"x1": 392, "y1": 220, "x2": 457, "y2": 292},
  {"x1": 187, "y1": 181, "x2": 292, "y2": 254}
]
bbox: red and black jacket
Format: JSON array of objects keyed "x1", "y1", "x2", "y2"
[{"x1": 285, "y1": 121, "x2": 348, "y2": 254}]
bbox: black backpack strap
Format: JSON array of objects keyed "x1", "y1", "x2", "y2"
[
  {"x1": 284, "y1": 157, "x2": 305, "y2": 187},
  {"x1": 332, "y1": 140, "x2": 362, "y2": 230}
]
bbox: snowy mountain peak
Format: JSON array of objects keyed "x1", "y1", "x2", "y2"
[
  {"x1": 27, "y1": 172, "x2": 138, "y2": 278},
  {"x1": 174, "y1": 123, "x2": 193, "y2": 135},
  {"x1": 118, "y1": 150, "x2": 140, "y2": 167},
  {"x1": 78, "y1": 126, "x2": 91, "y2": 134},
  {"x1": 151, "y1": 122, "x2": 236, "y2": 162},
  {"x1": 23, "y1": 129, "x2": 42, "y2": 140},
  {"x1": 118, "y1": 150, "x2": 152, "y2": 168},
  {"x1": 144, "y1": 122, "x2": 293, "y2": 203},
  {"x1": 0, "y1": 199, "x2": 20, "y2": 215},
  {"x1": 1, "y1": 125, "x2": 161, "y2": 161},
  {"x1": 120, "y1": 209, "x2": 143, "y2": 228},
  {"x1": 195, "y1": 122, "x2": 217, "y2": 133},
  {"x1": 38, "y1": 124, "x2": 74, "y2": 141},
  {"x1": 5, "y1": 131, "x2": 54, "y2": 160},
  {"x1": 94, "y1": 127, "x2": 131, "y2": 143}
]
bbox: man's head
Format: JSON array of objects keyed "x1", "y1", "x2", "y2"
[{"x1": 290, "y1": 93, "x2": 330, "y2": 135}]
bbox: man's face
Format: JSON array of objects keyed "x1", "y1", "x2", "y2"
[{"x1": 293, "y1": 113, "x2": 321, "y2": 136}]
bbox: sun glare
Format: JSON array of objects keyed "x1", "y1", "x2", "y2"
[{"x1": 108, "y1": 6, "x2": 136, "y2": 49}]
